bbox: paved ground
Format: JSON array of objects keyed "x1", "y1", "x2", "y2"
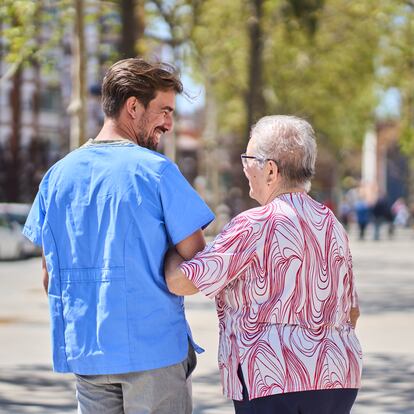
[{"x1": 0, "y1": 225, "x2": 413, "y2": 413}]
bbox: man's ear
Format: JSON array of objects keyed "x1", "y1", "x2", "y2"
[{"x1": 125, "y1": 96, "x2": 142, "y2": 119}]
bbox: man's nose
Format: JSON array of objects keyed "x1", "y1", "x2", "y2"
[{"x1": 164, "y1": 113, "x2": 174, "y2": 131}]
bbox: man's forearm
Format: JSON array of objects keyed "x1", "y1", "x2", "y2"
[{"x1": 175, "y1": 229, "x2": 206, "y2": 260}]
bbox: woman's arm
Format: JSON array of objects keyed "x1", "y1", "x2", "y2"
[
  {"x1": 164, "y1": 229, "x2": 204, "y2": 295},
  {"x1": 164, "y1": 248, "x2": 199, "y2": 295},
  {"x1": 165, "y1": 213, "x2": 256, "y2": 299}
]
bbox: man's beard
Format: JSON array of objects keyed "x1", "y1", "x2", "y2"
[
  {"x1": 136, "y1": 116, "x2": 164, "y2": 151},
  {"x1": 136, "y1": 130, "x2": 158, "y2": 151}
]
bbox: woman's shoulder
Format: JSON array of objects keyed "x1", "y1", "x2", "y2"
[{"x1": 231, "y1": 203, "x2": 275, "y2": 226}]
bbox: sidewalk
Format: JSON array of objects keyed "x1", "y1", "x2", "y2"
[
  {"x1": 345, "y1": 226, "x2": 414, "y2": 414},
  {"x1": 0, "y1": 226, "x2": 413, "y2": 413}
]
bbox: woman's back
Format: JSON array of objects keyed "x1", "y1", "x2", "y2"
[{"x1": 190, "y1": 192, "x2": 362, "y2": 400}]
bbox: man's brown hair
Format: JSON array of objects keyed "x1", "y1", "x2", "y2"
[{"x1": 101, "y1": 58, "x2": 183, "y2": 118}]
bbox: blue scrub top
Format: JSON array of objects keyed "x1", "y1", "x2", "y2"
[{"x1": 23, "y1": 141, "x2": 215, "y2": 375}]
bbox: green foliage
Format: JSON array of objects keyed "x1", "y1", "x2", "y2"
[
  {"x1": 378, "y1": 1, "x2": 414, "y2": 156},
  {"x1": 0, "y1": 0, "x2": 76, "y2": 76},
  {"x1": 1, "y1": 0, "x2": 412, "y2": 159},
  {"x1": 190, "y1": 0, "x2": 249, "y2": 133},
  {"x1": 0, "y1": 0, "x2": 115, "y2": 77},
  {"x1": 150, "y1": 0, "x2": 397, "y2": 157},
  {"x1": 400, "y1": 123, "x2": 414, "y2": 155},
  {"x1": 0, "y1": 0, "x2": 39, "y2": 66},
  {"x1": 264, "y1": 1, "x2": 390, "y2": 155},
  {"x1": 146, "y1": 0, "x2": 249, "y2": 134}
]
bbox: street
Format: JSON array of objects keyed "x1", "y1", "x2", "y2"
[{"x1": 0, "y1": 226, "x2": 413, "y2": 413}]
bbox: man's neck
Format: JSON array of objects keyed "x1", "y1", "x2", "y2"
[{"x1": 94, "y1": 119, "x2": 136, "y2": 143}]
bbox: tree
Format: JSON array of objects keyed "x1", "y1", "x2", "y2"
[
  {"x1": 379, "y1": 1, "x2": 414, "y2": 155},
  {"x1": 119, "y1": 0, "x2": 146, "y2": 58},
  {"x1": 147, "y1": 0, "x2": 390, "y2": 203},
  {"x1": 189, "y1": 0, "x2": 249, "y2": 137},
  {"x1": 0, "y1": 0, "x2": 40, "y2": 200},
  {"x1": 147, "y1": 0, "x2": 250, "y2": 211},
  {"x1": 0, "y1": 1, "x2": 39, "y2": 82},
  {"x1": 245, "y1": 0, "x2": 265, "y2": 141},
  {"x1": 68, "y1": 0, "x2": 87, "y2": 149}
]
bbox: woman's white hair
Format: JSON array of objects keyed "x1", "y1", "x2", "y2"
[{"x1": 251, "y1": 115, "x2": 317, "y2": 187}]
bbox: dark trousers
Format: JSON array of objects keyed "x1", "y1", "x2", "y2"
[{"x1": 233, "y1": 366, "x2": 358, "y2": 414}]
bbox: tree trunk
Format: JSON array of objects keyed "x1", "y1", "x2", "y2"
[
  {"x1": 119, "y1": 0, "x2": 145, "y2": 58},
  {"x1": 29, "y1": 1, "x2": 42, "y2": 199},
  {"x1": 245, "y1": 0, "x2": 265, "y2": 143},
  {"x1": 8, "y1": 67, "x2": 22, "y2": 201},
  {"x1": 203, "y1": 83, "x2": 220, "y2": 216},
  {"x1": 68, "y1": 0, "x2": 87, "y2": 150}
]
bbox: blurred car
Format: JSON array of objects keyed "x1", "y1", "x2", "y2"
[{"x1": 0, "y1": 203, "x2": 41, "y2": 260}]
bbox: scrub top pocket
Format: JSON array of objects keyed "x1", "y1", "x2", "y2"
[{"x1": 60, "y1": 267, "x2": 130, "y2": 372}]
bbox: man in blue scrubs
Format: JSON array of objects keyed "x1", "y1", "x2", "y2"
[{"x1": 23, "y1": 58, "x2": 214, "y2": 414}]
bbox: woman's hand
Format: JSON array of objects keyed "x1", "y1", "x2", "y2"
[{"x1": 350, "y1": 306, "x2": 360, "y2": 328}]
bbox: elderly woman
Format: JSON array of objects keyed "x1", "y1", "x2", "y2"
[{"x1": 165, "y1": 115, "x2": 362, "y2": 414}]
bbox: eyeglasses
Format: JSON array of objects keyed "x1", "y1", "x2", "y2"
[{"x1": 240, "y1": 153, "x2": 278, "y2": 169}]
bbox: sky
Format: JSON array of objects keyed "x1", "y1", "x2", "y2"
[
  {"x1": 176, "y1": 73, "x2": 205, "y2": 115},
  {"x1": 376, "y1": 87, "x2": 401, "y2": 119}
]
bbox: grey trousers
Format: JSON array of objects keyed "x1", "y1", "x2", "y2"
[{"x1": 75, "y1": 345, "x2": 197, "y2": 414}]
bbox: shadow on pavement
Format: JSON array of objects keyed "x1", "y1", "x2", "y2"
[
  {"x1": 359, "y1": 293, "x2": 414, "y2": 315},
  {"x1": 354, "y1": 353, "x2": 414, "y2": 414},
  {"x1": 193, "y1": 371, "x2": 232, "y2": 414},
  {"x1": 0, "y1": 365, "x2": 76, "y2": 413},
  {"x1": 354, "y1": 251, "x2": 414, "y2": 315},
  {"x1": 0, "y1": 364, "x2": 230, "y2": 414},
  {"x1": 193, "y1": 354, "x2": 414, "y2": 414},
  {"x1": 0, "y1": 356, "x2": 413, "y2": 414}
]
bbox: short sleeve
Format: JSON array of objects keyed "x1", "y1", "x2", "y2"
[
  {"x1": 159, "y1": 163, "x2": 214, "y2": 245},
  {"x1": 180, "y1": 213, "x2": 260, "y2": 298},
  {"x1": 22, "y1": 191, "x2": 46, "y2": 246}
]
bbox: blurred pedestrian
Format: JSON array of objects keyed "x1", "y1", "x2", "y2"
[
  {"x1": 372, "y1": 194, "x2": 394, "y2": 240},
  {"x1": 339, "y1": 199, "x2": 352, "y2": 231},
  {"x1": 165, "y1": 115, "x2": 362, "y2": 414},
  {"x1": 23, "y1": 58, "x2": 214, "y2": 414},
  {"x1": 392, "y1": 197, "x2": 410, "y2": 227},
  {"x1": 354, "y1": 197, "x2": 370, "y2": 240}
]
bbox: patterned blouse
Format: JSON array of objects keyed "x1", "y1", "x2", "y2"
[{"x1": 180, "y1": 192, "x2": 362, "y2": 401}]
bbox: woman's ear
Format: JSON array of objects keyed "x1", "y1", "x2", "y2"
[{"x1": 267, "y1": 160, "x2": 278, "y2": 184}]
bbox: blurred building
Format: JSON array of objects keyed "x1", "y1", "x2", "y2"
[
  {"x1": 0, "y1": 5, "x2": 114, "y2": 203},
  {"x1": 361, "y1": 121, "x2": 411, "y2": 205},
  {"x1": 1, "y1": 6, "x2": 213, "y2": 205}
]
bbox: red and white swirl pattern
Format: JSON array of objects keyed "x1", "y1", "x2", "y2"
[{"x1": 181, "y1": 192, "x2": 362, "y2": 401}]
